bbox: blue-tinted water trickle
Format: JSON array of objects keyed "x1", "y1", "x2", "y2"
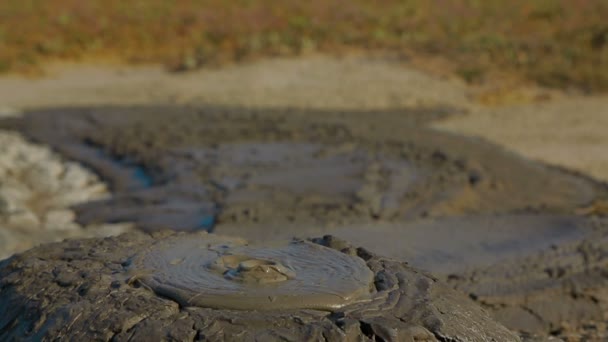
[
  {"x1": 199, "y1": 216, "x2": 216, "y2": 231},
  {"x1": 88, "y1": 144, "x2": 154, "y2": 189},
  {"x1": 132, "y1": 166, "x2": 154, "y2": 188}
]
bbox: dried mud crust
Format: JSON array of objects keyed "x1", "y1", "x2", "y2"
[
  {"x1": 0, "y1": 233, "x2": 519, "y2": 341},
  {"x1": 446, "y1": 217, "x2": 608, "y2": 340},
  {"x1": 15, "y1": 105, "x2": 604, "y2": 232}
]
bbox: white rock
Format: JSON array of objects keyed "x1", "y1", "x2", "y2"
[
  {"x1": 22, "y1": 165, "x2": 61, "y2": 193},
  {"x1": 40, "y1": 160, "x2": 64, "y2": 180},
  {"x1": 7, "y1": 210, "x2": 40, "y2": 227},
  {"x1": 86, "y1": 223, "x2": 134, "y2": 237},
  {"x1": 0, "y1": 228, "x2": 18, "y2": 260},
  {"x1": 81, "y1": 183, "x2": 109, "y2": 198},
  {"x1": 61, "y1": 162, "x2": 93, "y2": 189},
  {"x1": 0, "y1": 129, "x2": 131, "y2": 259},
  {"x1": 0, "y1": 184, "x2": 30, "y2": 206},
  {"x1": 43, "y1": 209, "x2": 76, "y2": 230},
  {"x1": 52, "y1": 192, "x2": 91, "y2": 208},
  {"x1": 0, "y1": 196, "x2": 18, "y2": 214}
]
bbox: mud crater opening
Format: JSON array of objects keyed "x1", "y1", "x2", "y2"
[{"x1": 209, "y1": 255, "x2": 296, "y2": 284}]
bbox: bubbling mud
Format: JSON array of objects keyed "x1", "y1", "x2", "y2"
[
  {"x1": 131, "y1": 234, "x2": 374, "y2": 310},
  {"x1": 209, "y1": 255, "x2": 296, "y2": 284}
]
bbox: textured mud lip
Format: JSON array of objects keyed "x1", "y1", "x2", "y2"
[{"x1": 130, "y1": 233, "x2": 375, "y2": 311}]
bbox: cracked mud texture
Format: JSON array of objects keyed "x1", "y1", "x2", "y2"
[
  {"x1": 13, "y1": 105, "x2": 604, "y2": 232},
  {"x1": 446, "y1": 217, "x2": 608, "y2": 340},
  {"x1": 0, "y1": 233, "x2": 519, "y2": 341}
]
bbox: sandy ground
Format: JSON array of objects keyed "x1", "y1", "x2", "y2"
[
  {"x1": 433, "y1": 96, "x2": 608, "y2": 183},
  {"x1": 0, "y1": 55, "x2": 606, "y2": 183}
]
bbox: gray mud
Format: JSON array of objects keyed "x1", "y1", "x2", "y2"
[
  {"x1": 0, "y1": 233, "x2": 519, "y2": 341},
  {"x1": 14, "y1": 105, "x2": 603, "y2": 230},
  {"x1": 217, "y1": 214, "x2": 592, "y2": 274},
  {"x1": 447, "y1": 217, "x2": 608, "y2": 339},
  {"x1": 4, "y1": 104, "x2": 608, "y2": 339},
  {"x1": 132, "y1": 234, "x2": 374, "y2": 311},
  {"x1": 215, "y1": 214, "x2": 608, "y2": 339}
]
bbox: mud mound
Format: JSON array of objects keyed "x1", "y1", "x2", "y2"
[
  {"x1": 16, "y1": 105, "x2": 601, "y2": 232},
  {"x1": 0, "y1": 233, "x2": 519, "y2": 341}
]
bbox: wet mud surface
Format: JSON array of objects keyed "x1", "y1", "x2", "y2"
[
  {"x1": 0, "y1": 232, "x2": 519, "y2": 341},
  {"x1": 217, "y1": 214, "x2": 593, "y2": 274},
  {"x1": 2, "y1": 104, "x2": 608, "y2": 339},
  {"x1": 132, "y1": 234, "x2": 374, "y2": 311}
]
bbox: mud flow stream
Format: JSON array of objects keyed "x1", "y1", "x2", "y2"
[
  {"x1": 14, "y1": 105, "x2": 603, "y2": 267},
  {"x1": 9, "y1": 105, "x2": 608, "y2": 336}
]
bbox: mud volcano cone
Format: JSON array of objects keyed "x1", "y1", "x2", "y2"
[
  {"x1": 131, "y1": 234, "x2": 374, "y2": 311},
  {"x1": 0, "y1": 232, "x2": 519, "y2": 341}
]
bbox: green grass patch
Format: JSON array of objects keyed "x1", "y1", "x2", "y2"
[{"x1": 0, "y1": 0, "x2": 606, "y2": 91}]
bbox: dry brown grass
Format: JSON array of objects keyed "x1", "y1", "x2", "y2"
[{"x1": 1, "y1": 0, "x2": 607, "y2": 91}]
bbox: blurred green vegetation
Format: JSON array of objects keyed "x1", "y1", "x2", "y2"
[{"x1": 0, "y1": 0, "x2": 606, "y2": 91}]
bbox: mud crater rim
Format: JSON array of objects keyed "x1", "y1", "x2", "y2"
[{"x1": 130, "y1": 234, "x2": 375, "y2": 311}]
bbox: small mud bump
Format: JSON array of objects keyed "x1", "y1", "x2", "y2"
[
  {"x1": 7, "y1": 105, "x2": 608, "y2": 339},
  {"x1": 211, "y1": 256, "x2": 295, "y2": 284}
]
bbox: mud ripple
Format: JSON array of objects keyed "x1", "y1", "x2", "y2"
[{"x1": 131, "y1": 234, "x2": 374, "y2": 310}]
